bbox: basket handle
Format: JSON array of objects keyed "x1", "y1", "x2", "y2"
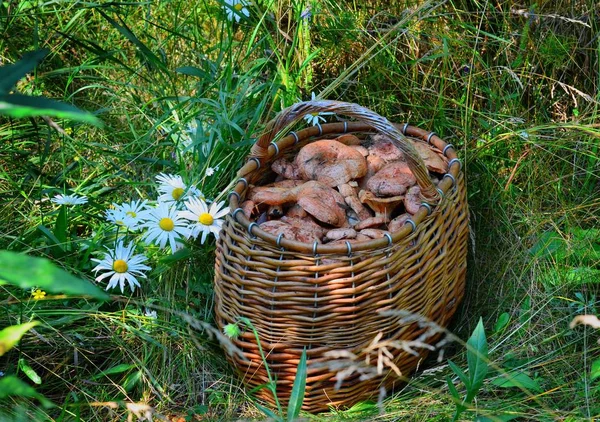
[{"x1": 251, "y1": 100, "x2": 441, "y2": 204}]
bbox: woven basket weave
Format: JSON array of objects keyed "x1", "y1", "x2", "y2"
[{"x1": 214, "y1": 101, "x2": 468, "y2": 413}]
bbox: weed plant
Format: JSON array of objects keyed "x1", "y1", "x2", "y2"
[{"x1": 1, "y1": 0, "x2": 600, "y2": 420}]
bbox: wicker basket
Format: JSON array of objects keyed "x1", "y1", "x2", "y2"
[{"x1": 214, "y1": 101, "x2": 468, "y2": 413}]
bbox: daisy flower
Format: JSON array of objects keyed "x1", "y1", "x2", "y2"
[
  {"x1": 51, "y1": 194, "x2": 88, "y2": 206},
  {"x1": 139, "y1": 202, "x2": 191, "y2": 253},
  {"x1": 205, "y1": 167, "x2": 216, "y2": 177},
  {"x1": 223, "y1": 0, "x2": 249, "y2": 23},
  {"x1": 303, "y1": 92, "x2": 335, "y2": 126},
  {"x1": 156, "y1": 173, "x2": 187, "y2": 203},
  {"x1": 105, "y1": 209, "x2": 137, "y2": 231},
  {"x1": 91, "y1": 240, "x2": 151, "y2": 293},
  {"x1": 144, "y1": 308, "x2": 158, "y2": 319},
  {"x1": 179, "y1": 197, "x2": 230, "y2": 244},
  {"x1": 105, "y1": 200, "x2": 147, "y2": 231}
]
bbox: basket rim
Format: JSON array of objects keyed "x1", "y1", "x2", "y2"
[{"x1": 226, "y1": 120, "x2": 463, "y2": 254}]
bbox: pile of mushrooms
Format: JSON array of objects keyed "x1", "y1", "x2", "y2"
[{"x1": 242, "y1": 133, "x2": 448, "y2": 245}]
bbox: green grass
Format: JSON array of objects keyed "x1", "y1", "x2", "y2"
[{"x1": 1, "y1": 0, "x2": 600, "y2": 420}]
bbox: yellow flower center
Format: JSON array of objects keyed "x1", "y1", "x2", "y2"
[
  {"x1": 126, "y1": 211, "x2": 137, "y2": 217},
  {"x1": 234, "y1": 3, "x2": 243, "y2": 11},
  {"x1": 113, "y1": 259, "x2": 128, "y2": 273},
  {"x1": 199, "y1": 212, "x2": 214, "y2": 226},
  {"x1": 310, "y1": 112, "x2": 319, "y2": 117},
  {"x1": 172, "y1": 187, "x2": 185, "y2": 200},
  {"x1": 116, "y1": 220, "x2": 124, "y2": 226},
  {"x1": 159, "y1": 217, "x2": 175, "y2": 231}
]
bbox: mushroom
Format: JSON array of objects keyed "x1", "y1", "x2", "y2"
[
  {"x1": 350, "y1": 145, "x2": 369, "y2": 157},
  {"x1": 388, "y1": 213, "x2": 411, "y2": 232},
  {"x1": 282, "y1": 216, "x2": 327, "y2": 243},
  {"x1": 358, "y1": 190, "x2": 404, "y2": 220},
  {"x1": 410, "y1": 140, "x2": 447, "y2": 173},
  {"x1": 367, "y1": 134, "x2": 404, "y2": 163},
  {"x1": 296, "y1": 181, "x2": 347, "y2": 227},
  {"x1": 366, "y1": 161, "x2": 416, "y2": 196},
  {"x1": 354, "y1": 216, "x2": 389, "y2": 230},
  {"x1": 339, "y1": 184, "x2": 372, "y2": 220},
  {"x1": 285, "y1": 204, "x2": 308, "y2": 219},
  {"x1": 241, "y1": 200, "x2": 257, "y2": 219},
  {"x1": 247, "y1": 180, "x2": 305, "y2": 206},
  {"x1": 259, "y1": 220, "x2": 297, "y2": 239},
  {"x1": 358, "y1": 154, "x2": 387, "y2": 189},
  {"x1": 334, "y1": 134, "x2": 362, "y2": 145},
  {"x1": 268, "y1": 205, "x2": 284, "y2": 219},
  {"x1": 404, "y1": 185, "x2": 421, "y2": 215},
  {"x1": 324, "y1": 228, "x2": 357, "y2": 242},
  {"x1": 272, "y1": 156, "x2": 302, "y2": 180},
  {"x1": 295, "y1": 140, "x2": 367, "y2": 187},
  {"x1": 359, "y1": 228, "x2": 390, "y2": 239}
]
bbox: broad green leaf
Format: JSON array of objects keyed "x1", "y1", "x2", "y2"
[
  {"x1": 122, "y1": 370, "x2": 142, "y2": 392},
  {"x1": 0, "y1": 49, "x2": 48, "y2": 93},
  {"x1": 448, "y1": 359, "x2": 470, "y2": 389},
  {"x1": 53, "y1": 206, "x2": 67, "y2": 245},
  {"x1": 493, "y1": 312, "x2": 510, "y2": 334},
  {"x1": 0, "y1": 250, "x2": 109, "y2": 300},
  {"x1": 591, "y1": 359, "x2": 600, "y2": 381},
  {"x1": 0, "y1": 375, "x2": 54, "y2": 408},
  {"x1": 287, "y1": 348, "x2": 307, "y2": 421},
  {"x1": 529, "y1": 230, "x2": 567, "y2": 259},
  {"x1": 91, "y1": 363, "x2": 135, "y2": 381},
  {"x1": 0, "y1": 322, "x2": 39, "y2": 356},
  {"x1": 19, "y1": 358, "x2": 42, "y2": 385},
  {"x1": 0, "y1": 94, "x2": 102, "y2": 126},
  {"x1": 490, "y1": 371, "x2": 542, "y2": 392},
  {"x1": 467, "y1": 318, "x2": 488, "y2": 393}
]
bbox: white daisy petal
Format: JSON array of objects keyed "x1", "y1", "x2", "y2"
[
  {"x1": 91, "y1": 240, "x2": 150, "y2": 293},
  {"x1": 51, "y1": 194, "x2": 88, "y2": 206}
]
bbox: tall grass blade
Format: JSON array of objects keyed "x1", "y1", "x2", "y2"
[
  {"x1": 0, "y1": 94, "x2": 103, "y2": 126},
  {"x1": 0, "y1": 49, "x2": 48, "y2": 93},
  {"x1": 287, "y1": 348, "x2": 307, "y2": 421}
]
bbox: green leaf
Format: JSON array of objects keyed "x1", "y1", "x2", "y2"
[
  {"x1": 490, "y1": 371, "x2": 542, "y2": 392},
  {"x1": 493, "y1": 312, "x2": 510, "y2": 334},
  {"x1": 448, "y1": 359, "x2": 470, "y2": 390},
  {"x1": 37, "y1": 224, "x2": 65, "y2": 251},
  {"x1": 446, "y1": 376, "x2": 460, "y2": 400},
  {"x1": 19, "y1": 358, "x2": 42, "y2": 385},
  {"x1": 254, "y1": 402, "x2": 280, "y2": 421},
  {"x1": 287, "y1": 348, "x2": 307, "y2": 421},
  {"x1": 467, "y1": 318, "x2": 489, "y2": 393},
  {"x1": 0, "y1": 250, "x2": 109, "y2": 300},
  {"x1": 0, "y1": 49, "x2": 49, "y2": 93},
  {"x1": 0, "y1": 375, "x2": 54, "y2": 408},
  {"x1": 591, "y1": 359, "x2": 600, "y2": 381},
  {"x1": 122, "y1": 370, "x2": 142, "y2": 392},
  {"x1": 529, "y1": 230, "x2": 567, "y2": 259},
  {"x1": 54, "y1": 206, "x2": 68, "y2": 245},
  {"x1": 0, "y1": 322, "x2": 39, "y2": 356},
  {"x1": 0, "y1": 94, "x2": 103, "y2": 126},
  {"x1": 90, "y1": 363, "x2": 136, "y2": 381},
  {"x1": 176, "y1": 66, "x2": 211, "y2": 79}
]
